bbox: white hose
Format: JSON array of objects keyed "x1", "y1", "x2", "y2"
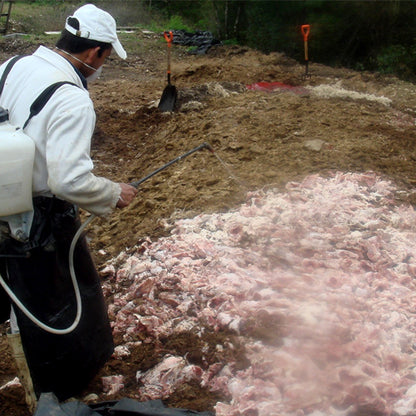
[
  {"x1": 0, "y1": 143, "x2": 209, "y2": 334},
  {"x1": 0, "y1": 214, "x2": 96, "y2": 335}
]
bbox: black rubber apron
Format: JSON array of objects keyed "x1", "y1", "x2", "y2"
[{"x1": 0, "y1": 196, "x2": 114, "y2": 401}]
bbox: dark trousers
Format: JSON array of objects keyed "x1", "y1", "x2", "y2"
[{"x1": 0, "y1": 197, "x2": 114, "y2": 400}]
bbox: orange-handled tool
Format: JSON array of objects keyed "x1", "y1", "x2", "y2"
[
  {"x1": 163, "y1": 30, "x2": 174, "y2": 43},
  {"x1": 159, "y1": 31, "x2": 177, "y2": 112},
  {"x1": 163, "y1": 31, "x2": 174, "y2": 80},
  {"x1": 301, "y1": 24, "x2": 310, "y2": 76}
]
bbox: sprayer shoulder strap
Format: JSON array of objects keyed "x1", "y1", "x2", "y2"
[
  {"x1": 22, "y1": 81, "x2": 78, "y2": 129},
  {"x1": 0, "y1": 54, "x2": 79, "y2": 129},
  {"x1": 0, "y1": 55, "x2": 25, "y2": 96}
]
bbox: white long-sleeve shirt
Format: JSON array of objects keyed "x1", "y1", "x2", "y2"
[{"x1": 0, "y1": 46, "x2": 121, "y2": 216}]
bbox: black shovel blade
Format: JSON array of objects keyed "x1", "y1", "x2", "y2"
[{"x1": 158, "y1": 84, "x2": 177, "y2": 112}]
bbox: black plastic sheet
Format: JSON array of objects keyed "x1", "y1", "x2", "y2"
[
  {"x1": 34, "y1": 393, "x2": 215, "y2": 416},
  {"x1": 170, "y1": 30, "x2": 221, "y2": 54}
]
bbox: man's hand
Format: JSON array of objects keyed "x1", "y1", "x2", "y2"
[{"x1": 116, "y1": 183, "x2": 138, "y2": 208}]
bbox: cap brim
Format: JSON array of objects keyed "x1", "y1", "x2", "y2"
[{"x1": 112, "y1": 39, "x2": 127, "y2": 59}]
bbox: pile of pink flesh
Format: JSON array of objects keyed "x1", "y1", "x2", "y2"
[
  {"x1": 246, "y1": 81, "x2": 309, "y2": 95},
  {"x1": 102, "y1": 171, "x2": 416, "y2": 416}
]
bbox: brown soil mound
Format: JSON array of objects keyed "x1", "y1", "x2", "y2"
[{"x1": 1, "y1": 31, "x2": 416, "y2": 415}]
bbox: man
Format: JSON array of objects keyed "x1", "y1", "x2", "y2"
[{"x1": 0, "y1": 3, "x2": 137, "y2": 409}]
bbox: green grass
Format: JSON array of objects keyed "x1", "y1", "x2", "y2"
[
  {"x1": 5, "y1": 2, "x2": 206, "y2": 58},
  {"x1": 8, "y1": 1, "x2": 196, "y2": 35},
  {"x1": 10, "y1": 2, "x2": 78, "y2": 33}
]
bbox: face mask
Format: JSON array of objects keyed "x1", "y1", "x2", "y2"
[
  {"x1": 56, "y1": 47, "x2": 103, "y2": 83},
  {"x1": 86, "y1": 65, "x2": 103, "y2": 83}
]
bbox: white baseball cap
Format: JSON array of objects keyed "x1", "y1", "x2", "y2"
[{"x1": 65, "y1": 4, "x2": 127, "y2": 59}]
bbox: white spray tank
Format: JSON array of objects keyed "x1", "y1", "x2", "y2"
[
  {"x1": 0, "y1": 107, "x2": 35, "y2": 217},
  {"x1": 0, "y1": 105, "x2": 83, "y2": 335}
]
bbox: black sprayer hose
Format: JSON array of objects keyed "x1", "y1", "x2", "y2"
[{"x1": 130, "y1": 142, "x2": 214, "y2": 189}]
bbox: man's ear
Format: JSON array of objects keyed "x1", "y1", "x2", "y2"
[{"x1": 84, "y1": 47, "x2": 101, "y2": 65}]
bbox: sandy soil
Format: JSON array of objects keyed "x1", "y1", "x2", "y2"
[{"x1": 1, "y1": 31, "x2": 416, "y2": 415}]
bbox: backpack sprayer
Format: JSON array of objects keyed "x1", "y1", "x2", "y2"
[{"x1": 0, "y1": 140, "x2": 213, "y2": 335}]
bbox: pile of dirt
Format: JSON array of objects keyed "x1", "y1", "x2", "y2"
[{"x1": 1, "y1": 30, "x2": 416, "y2": 415}]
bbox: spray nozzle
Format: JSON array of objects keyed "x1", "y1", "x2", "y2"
[{"x1": 202, "y1": 142, "x2": 215, "y2": 153}]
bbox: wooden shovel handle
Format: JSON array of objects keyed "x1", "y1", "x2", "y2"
[
  {"x1": 163, "y1": 31, "x2": 173, "y2": 78},
  {"x1": 301, "y1": 25, "x2": 310, "y2": 61}
]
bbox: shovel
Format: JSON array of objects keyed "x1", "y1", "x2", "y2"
[
  {"x1": 158, "y1": 31, "x2": 177, "y2": 112},
  {"x1": 301, "y1": 24, "x2": 310, "y2": 77}
]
